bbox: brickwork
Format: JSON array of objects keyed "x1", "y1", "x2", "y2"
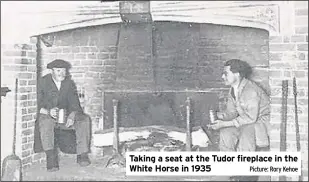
[
  {"x1": 1, "y1": 2, "x2": 307, "y2": 180},
  {"x1": 39, "y1": 24, "x2": 120, "y2": 142},
  {"x1": 116, "y1": 23, "x2": 154, "y2": 90},
  {"x1": 1, "y1": 39, "x2": 45, "y2": 169},
  {"x1": 39, "y1": 22, "x2": 269, "y2": 132},
  {"x1": 38, "y1": 7, "x2": 307, "y2": 179},
  {"x1": 269, "y1": 1, "x2": 308, "y2": 181},
  {"x1": 153, "y1": 22, "x2": 269, "y2": 91}
]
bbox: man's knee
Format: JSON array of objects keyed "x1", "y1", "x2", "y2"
[
  {"x1": 39, "y1": 114, "x2": 55, "y2": 132},
  {"x1": 84, "y1": 115, "x2": 91, "y2": 123},
  {"x1": 74, "y1": 113, "x2": 91, "y2": 131},
  {"x1": 75, "y1": 113, "x2": 91, "y2": 123}
]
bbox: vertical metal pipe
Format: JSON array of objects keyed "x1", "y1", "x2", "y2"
[
  {"x1": 151, "y1": 22, "x2": 156, "y2": 90},
  {"x1": 280, "y1": 80, "x2": 288, "y2": 152},
  {"x1": 99, "y1": 92, "x2": 105, "y2": 130},
  {"x1": 36, "y1": 36, "x2": 42, "y2": 115},
  {"x1": 280, "y1": 80, "x2": 288, "y2": 181},
  {"x1": 186, "y1": 97, "x2": 192, "y2": 151},
  {"x1": 293, "y1": 77, "x2": 300, "y2": 152},
  {"x1": 36, "y1": 36, "x2": 42, "y2": 78},
  {"x1": 293, "y1": 77, "x2": 302, "y2": 181},
  {"x1": 113, "y1": 99, "x2": 119, "y2": 153}
]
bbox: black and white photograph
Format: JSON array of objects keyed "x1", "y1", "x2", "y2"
[{"x1": 1, "y1": 1, "x2": 308, "y2": 181}]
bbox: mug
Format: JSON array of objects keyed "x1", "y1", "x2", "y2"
[{"x1": 57, "y1": 109, "x2": 67, "y2": 124}]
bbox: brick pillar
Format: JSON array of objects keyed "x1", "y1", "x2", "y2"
[
  {"x1": 1, "y1": 38, "x2": 45, "y2": 170},
  {"x1": 269, "y1": 1, "x2": 308, "y2": 181}
]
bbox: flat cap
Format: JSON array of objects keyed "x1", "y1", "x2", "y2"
[{"x1": 47, "y1": 59, "x2": 71, "y2": 69}]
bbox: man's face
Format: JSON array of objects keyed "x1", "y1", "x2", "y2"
[
  {"x1": 222, "y1": 66, "x2": 238, "y2": 86},
  {"x1": 52, "y1": 68, "x2": 66, "y2": 82}
]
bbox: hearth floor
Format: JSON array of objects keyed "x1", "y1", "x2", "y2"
[{"x1": 23, "y1": 154, "x2": 230, "y2": 181}]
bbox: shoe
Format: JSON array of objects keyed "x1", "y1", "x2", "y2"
[
  {"x1": 77, "y1": 153, "x2": 91, "y2": 167},
  {"x1": 47, "y1": 167, "x2": 59, "y2": 172}
]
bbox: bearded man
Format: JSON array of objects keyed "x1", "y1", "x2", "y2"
[{"x1": 33, "y1": 59, "x2": 91, "y2": 172}]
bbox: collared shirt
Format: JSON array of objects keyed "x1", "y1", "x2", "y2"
[
  {"x1": 231, "y1": 86, "x2": 238, "y2": 101},
  {"x1": 52, "y1": 77, "x2": 62, "y2": 91},
  {"x1": 231, "y1": 78, "x2": 245, "y2": 101}
]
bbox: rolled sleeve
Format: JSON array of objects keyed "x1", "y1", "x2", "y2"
[{"x1": 232, "y1": 118, "x2": 241, "y2": 128}]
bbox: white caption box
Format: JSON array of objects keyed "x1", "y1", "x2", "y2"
[{"x1": 126, "y1": 152, "x2": 302, "y2": 176}]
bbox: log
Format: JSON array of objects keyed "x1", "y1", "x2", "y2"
[{"x1": 94, "y1": 125, "x2": 210, "y2": 148}]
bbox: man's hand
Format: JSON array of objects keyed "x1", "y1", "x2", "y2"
[
  {"x1": 66, "y1": 118, "x2": 74, "y2": 128},
  {"x1": 216, "y1": 112, "x2": 225, "y2": 120},
  {"x1": 65, "y1": 111, "x2": 76, "y2": 128},
  {"x1": 208, "y1": 120, "x2": 226, "y2": 130},
  {"x1": 39, "y1": 108, "x2": 49, "y2": 115},
  {"x1": 49, "y1": 107, "x2": 59, "y2": 119}
]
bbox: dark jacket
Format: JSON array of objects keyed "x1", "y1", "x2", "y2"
[
  {"x1": 37, "y1": 74, "x2": 83, "y2": 115},
  {"x1": 34, "y1": 74, "x2": 83, "y2": 153}
]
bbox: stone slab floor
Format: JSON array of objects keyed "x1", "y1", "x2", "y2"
[
  {"x1": 23, "y1": 154, "x2": 227, "y2": 181},
  {"x1": 23, "y1": 154, "x2": 271, "y2": 181}
]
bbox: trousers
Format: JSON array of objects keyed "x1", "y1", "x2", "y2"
[
  {"x1": 219, "y1": 124, "x2": 256, "y2": 151},
  {"x1": 219, "y1": 124, "x2": 271, "y2": 181},
  {"x1": 38, "y1": 113, "x2": 91, "y2": 155}
]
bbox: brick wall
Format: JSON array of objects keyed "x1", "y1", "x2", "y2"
[
  {"x1": 153, "y1": 22, "x2": 269, "y2": 92},
  {"x1": 111, "y1": 22, "x2": 269, "y2": 91},
  {"x1": 39, "y1": 24, "x2": 120, "y2": 147},
  {"x1": 269, "y1": 1, "x2": 308, "y2": 181},
  {"x1": 1, "y1": 38, "x2": 45, "y2": 170},
  {"x1": 116, "y1": 23, "x2": 154, "y2": 90},
  {"x1": 8, "y1": 2, "x2": 305, "y2": 178},
  {"x1": 40, "y1": 22, "x2": 269, "y2": 132}
]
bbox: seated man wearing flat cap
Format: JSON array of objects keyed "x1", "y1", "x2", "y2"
[{"x1": 33, "y1": 59, "x2": 91, "y2": 171}]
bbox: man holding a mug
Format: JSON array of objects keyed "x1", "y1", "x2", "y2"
[
  {"x1": 34, "y1": 59, "x2": 91, "y2": 172},
  {"x1": 208, "y1": 59, "x2": 270, "y2": 152},
  {"x1": 208, "y1": 59, "x2": 270, "y2": 181}
]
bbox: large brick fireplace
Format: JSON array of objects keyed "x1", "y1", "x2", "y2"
[
  {"x1": 1, "y1": 1, "x2": 307, "y2": 181},
  {"x1": 102, "y1": 22, "x2": 269, "y2": 130},
  {"x1": 35, "y1": 21, "x2": 270, "y2": 133}
]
